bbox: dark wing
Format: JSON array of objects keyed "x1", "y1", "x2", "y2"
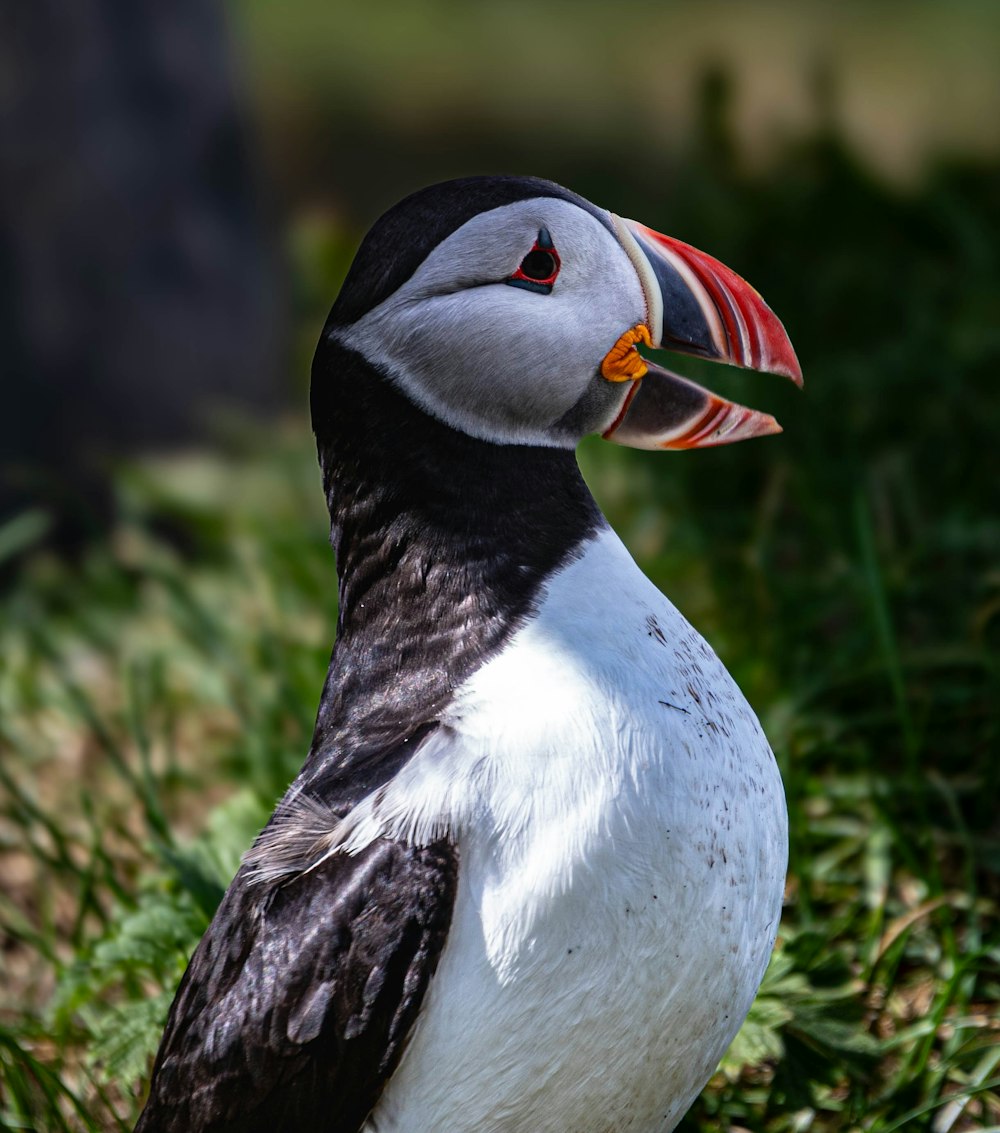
[{"x1": 135, "y1": 837, "x2": 457, "y2": 1133}]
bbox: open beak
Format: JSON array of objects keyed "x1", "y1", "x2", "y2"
[{"x1": 599, "y1": 214, "x2": 802, "y2": 450}]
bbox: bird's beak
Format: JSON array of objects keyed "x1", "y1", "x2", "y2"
[{"x1": 599, "y1": 215, "x2": 802, "y2": 450}]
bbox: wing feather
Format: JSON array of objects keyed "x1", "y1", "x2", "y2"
[{"x1": 135, "y1": 837, "x2": 457, "y2": 1133}]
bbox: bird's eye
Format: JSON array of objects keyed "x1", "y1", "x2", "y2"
[{"x1": 506, "y1": 228, "x2": 561, "y2": 294}]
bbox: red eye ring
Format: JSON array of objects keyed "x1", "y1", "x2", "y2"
[{"x1": 506, "y1": 227, "x2": 561, "y2": 293}]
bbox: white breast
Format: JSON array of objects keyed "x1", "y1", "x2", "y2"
[{"x1": 361, "y1": 527, "x2": 788, "y2": 1133}]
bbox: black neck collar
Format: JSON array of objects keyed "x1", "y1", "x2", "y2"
[{"x1": 299, "y1": 340, "x2": 602, "y2": 802}]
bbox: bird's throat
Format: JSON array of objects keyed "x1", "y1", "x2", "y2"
[{"x1": 300, "y1": 341, "x2": 602, "y2": 797}]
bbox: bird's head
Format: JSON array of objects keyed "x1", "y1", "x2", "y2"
[{"x1": 316, "y1": 175, "x2": 801, "y2": 452}]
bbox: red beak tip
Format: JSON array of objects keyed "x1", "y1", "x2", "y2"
[
  {"x1": 761, "y1": 353, "x2": 804, "y2": 388},
  {"x1": 783, "y1": 360, "x2": 805, "y2": 389}
]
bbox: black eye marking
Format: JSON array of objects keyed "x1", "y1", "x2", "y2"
[{"x1": 506, "y1": 227, "x2": 561, "y2": 294}]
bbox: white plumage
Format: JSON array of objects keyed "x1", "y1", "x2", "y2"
[{"x1": 353, "y1": 526, "x2": 788, "y2": 1132}]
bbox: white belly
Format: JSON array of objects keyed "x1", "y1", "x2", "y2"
[{"x1": 361, "y1": 527, "x2": 788, "y2": 1133}]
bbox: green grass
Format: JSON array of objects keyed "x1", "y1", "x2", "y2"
[{"x1": 2, "y1": 137, "x2": 999, "y2": 1130}]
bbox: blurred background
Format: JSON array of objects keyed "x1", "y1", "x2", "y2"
[{"x1": 2, "y1": 2, "x2": 998, "y2": 1130}]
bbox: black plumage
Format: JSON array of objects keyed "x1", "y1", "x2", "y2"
[
  {"x1": 136, "y1": 840, "x2": 457, "y2": 1133},
  {"x1": 303, "y1": 340, "x2": 603, "y2": 798},
  {"x1": 137, "y1": 324, "x2": 602, "y2": 1127}
]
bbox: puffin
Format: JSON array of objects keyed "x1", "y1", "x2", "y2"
[{"x1": 136, "y1": 175, "x2": 800, "y2": 1133}]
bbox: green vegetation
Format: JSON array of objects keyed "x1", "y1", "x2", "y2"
[{"x1": 2, "y1": 116, "x2": 999, "y2": 1131}]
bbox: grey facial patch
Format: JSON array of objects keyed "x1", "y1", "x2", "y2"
[
  {"x1": 551, "y1": 372, "x2": 631, "y2": 442},
  {"x1": 336, "y1": 197, "x2": 647, "y2": 447},
  {"x1": 326, "y1": 175, "x2": 616, "y2": 327}
]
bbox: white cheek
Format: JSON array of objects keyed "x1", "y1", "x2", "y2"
[
  {"x1": 336, "y1": 198, "x2": 648, "y2": 446},
  {"x1": 419, "y1": 279, "x2": 643, "y2": 424}
]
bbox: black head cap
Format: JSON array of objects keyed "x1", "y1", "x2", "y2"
[{"x1": 322, "y1": 175, "x2": 612, "y2": 330}]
